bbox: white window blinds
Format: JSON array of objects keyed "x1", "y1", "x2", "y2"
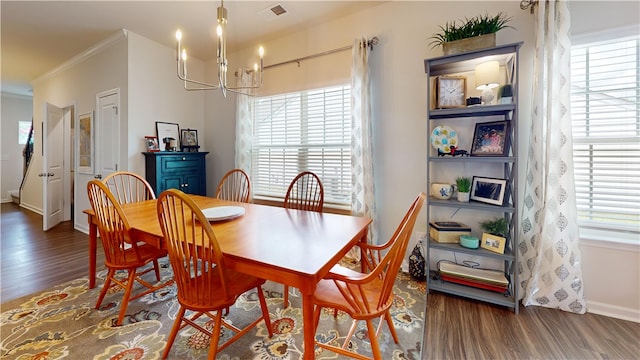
[
  {"x1": 570, "y1": 35, "x2": 640, "y2": 236},
  {"x1": 252, "y1": 85, "x2": 352, "y2": 207}
]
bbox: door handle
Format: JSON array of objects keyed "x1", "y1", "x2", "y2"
[{"x1": 94, "y1": 174, "x2": 102, "y2": 179}]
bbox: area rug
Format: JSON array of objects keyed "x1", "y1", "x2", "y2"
[{"x1": 0, "y1": 260, "x2": 425, "y2": 359}]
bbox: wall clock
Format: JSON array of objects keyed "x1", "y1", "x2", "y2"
[{"x1": 436, "y1": 76, "x2": 466, "y2": 109}]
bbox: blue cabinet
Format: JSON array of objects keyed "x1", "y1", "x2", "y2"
[{"x1": 143, "y1": 152, "x2": 209, "y2": 196}]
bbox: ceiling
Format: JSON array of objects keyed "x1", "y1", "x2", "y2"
[{"x1": 1, "y1": 1, "x2": 382, "y2": 97}]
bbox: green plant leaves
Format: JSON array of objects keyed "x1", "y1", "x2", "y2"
[{"x1": 428, "y1": 12, "x2": 514, "y2": 49}]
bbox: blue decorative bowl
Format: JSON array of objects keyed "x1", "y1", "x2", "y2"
[{"x1": 459, "y1": 235, "x2": 480, "y2": 249}]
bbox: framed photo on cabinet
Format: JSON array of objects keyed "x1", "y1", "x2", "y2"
[{"x1": 435, "y1": 76, "x2": 466, "y2": 109}]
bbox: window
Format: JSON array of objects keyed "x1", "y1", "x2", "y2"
[
  {"x1": 252, "y1": 85, "x2": 351, "y2": 208},
  {"x1": 570, "y1": 34, "x2": 640, "y2": 240},
  {"x1": 18, "y1": 121, "x2": 31, "y2": 145}
]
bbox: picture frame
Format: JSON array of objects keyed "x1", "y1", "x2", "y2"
[
  {"x1": 181, "y1": 129, "x2": 198, "y2": 146},
  {"x1": 77, "y1": 111, "x2": 94, "y2": 174},
  {"x1": 470, "y1": 120, "x2": 510, "y2": 156},
  {"x1": 470, "y1": 176, "x2": 507, "y2": 206},
  {"x1": 481, "y1": 232, "x2": 506, "y2": 254},
  {"x1": 156, "y1": 121, "x2": 180, "y2": 151},
  {"x1": 435, "y1": 76, "x2": 466, "y2": 109},
  {"x1": 145, "y1": 136, "x2": 160, "y2": 152}
]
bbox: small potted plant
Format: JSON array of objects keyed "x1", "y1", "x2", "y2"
[
  {"x1": 429, "y1": 12, "x2": 513, "y2": 55},
  {"x1": 480, "y1": 217, "x2": 507, "y2": 238},
  {"x1": 455, "y1": 176, "x2": 471, "y2": 202}
]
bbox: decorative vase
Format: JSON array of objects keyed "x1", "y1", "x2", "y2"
[
  {"x1": 442, "y1": 33, "x2": 496, "y2": 56},
  {"x1": 457, "y1": 191, "x2": 470, "y2": 202}
]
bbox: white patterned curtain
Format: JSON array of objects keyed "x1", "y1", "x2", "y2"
[
  {"x1": 235, "y1": 68, "x2": 254, "y2": 177},
  {"x1": 349, "y1": 37, "x2": 377, "y2": 260},
  {"x1": 518, "y1": 0, "x2": 587, "y2": 313}
]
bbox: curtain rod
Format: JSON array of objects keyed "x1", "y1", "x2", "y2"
[
  {"x1": 235, "y1": 36, "x2": 379, "y2": 76},
  {"x1": 265, "y1": 36, "x2": 379, "y2": 71}
]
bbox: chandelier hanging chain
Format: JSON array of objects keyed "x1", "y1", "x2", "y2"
[{"x1": 175, "y1": 0, "x2": 264, "y2": 96}]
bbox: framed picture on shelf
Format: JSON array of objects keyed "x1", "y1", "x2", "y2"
[
  {"x1": 181, "y1": 129, "x2": 198, "y2": 146},
  {"x1": 470, "y1": 176, "x2": 507, "y2": 206},
  {"x1": 156, "y1": 121, "x2": 180, "y2": 151},
  {"x1": 481, "y1": 232, "x2": 506, "y2": 254},
  {"x1": 435, "y1": 76, "x2": 466, "y2": 109},
  {"x1": 470, "y1": 120, "x2": 510, "y2": 156},
  {"x1": 145, "y1": 136, "x2": 159, "y2": 152}
]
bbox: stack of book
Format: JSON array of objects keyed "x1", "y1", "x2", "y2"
[
  {"x1": 429, "y1": 221, "x2": 471, "y2": 243},
  {"x1": 439, "y1": 262, "x2": 509, "y2": 293}
]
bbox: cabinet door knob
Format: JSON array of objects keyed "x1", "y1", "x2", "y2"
[{"x1": 182, "y1": 157, "x2": 186, "y2": 161}]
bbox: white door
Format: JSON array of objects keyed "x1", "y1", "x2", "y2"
[
  {"x1": 43, "y1": 102, "x2": 64, "y2": 230},
  {"x1": 96, "y1": 90, "x2": 120, "y2": 180}
]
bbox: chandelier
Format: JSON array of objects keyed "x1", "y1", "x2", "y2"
[{"x1": 175, "y1": 0, "x2": 264, "y2": 96}]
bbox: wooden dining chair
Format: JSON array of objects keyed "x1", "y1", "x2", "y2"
[
  {"x1": 87, "y1": 180, "x2": 173, "y2": 326},
  {"x1": 215, "y1": 168, "x2": 251, "y2": 203},
  {"x1": 156, "y1": 189, "x2": 272, "y2": 359},
  {"x1": 283, "y1": 171, "x2": 324, "y2": 211},
  {"x1": 313, "y1": 192, "x2": 425, "y2": 360},
  {"x1": 281, "y1": 171, "x2": 324, "y2": 307},
  {"x1": 103, "y1": 171, "x2": 156, "y2": 204}
]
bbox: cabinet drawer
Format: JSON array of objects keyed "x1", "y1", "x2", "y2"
[{"x1": 160, "y1": 155, "x2": 202, "y2": 173}]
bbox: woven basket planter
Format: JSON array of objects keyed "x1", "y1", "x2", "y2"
[{"x1": 442, "y1": 33, "x2": 496, "y2": 56}]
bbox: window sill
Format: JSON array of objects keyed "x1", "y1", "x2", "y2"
[
  {"x1": 252, "y1": 196, "x2": 351, "y2": 215},
  {"x1": 579, "y1": 227, "x2": 640, "y2": 251}
]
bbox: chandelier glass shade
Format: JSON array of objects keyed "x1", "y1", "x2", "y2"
[{"x1": 175, "y1": 0, "x2": 264, "y2": 96}]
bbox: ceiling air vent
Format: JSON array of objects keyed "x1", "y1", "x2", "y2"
[
  {"x1": 259, "y1": 3, "x2": 288, "y2": 21},
  {"x1": 270, "y1": 4, "x2": 287, "y2": 16}
]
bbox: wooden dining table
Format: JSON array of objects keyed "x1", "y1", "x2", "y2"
[{"x1": 84, "y1": 195, "x2": 371, "y2": 360}]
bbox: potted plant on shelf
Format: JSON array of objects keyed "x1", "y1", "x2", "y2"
[
  {"x1": 480, "y1": 217, "x2": 508, "y2": 238},
  {"x1": 455, "y1": 176, "x2": 471, "y2": 202},
  {"x1": 429, "y1": 12, "x2": 513, "y2": 55}
]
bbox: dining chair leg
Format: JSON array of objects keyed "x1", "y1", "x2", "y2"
[
  {"x1": 257, "y1": 286, "x2": 273, "y2": 337},
  {"x1": 152, "y1": 259, "x2": 161, "y2": 281},
  {"x1": 384, "y1": 311, "x2": 399, "y2": 343},
  {"x1": 162, "y1": 306, "x2": 187, "y2": 359},
  {"x1": 95, "y1": 269, "x2": 115, "y2": 309},
  {"x1": 283, "y1": 285, "x2": 289, "y2": 308},
  {"x1": 206, "y1": 311, "x2": 224, "y2": 359},
  {"x1": 116, "y1": 270, "x2": 137, "y2": 325},
  {"x1": 366, "y1": 319, "x2": 383, "y2": 360}
]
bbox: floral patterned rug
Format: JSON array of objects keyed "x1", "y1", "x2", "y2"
[{"x1": 0, "y1": 261, "x2": 425, "y2": 359}]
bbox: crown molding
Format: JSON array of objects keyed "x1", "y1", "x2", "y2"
[{"x1": 32, "y1": 29, "x2": 129, "y2": 86}]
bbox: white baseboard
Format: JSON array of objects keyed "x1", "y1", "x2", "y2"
[
  {"x1": 1, "y1": 198, "x2": 10, "y2": 203},
  {"x1": 74, "y1": 222, "x2": 90, "y2": 235},
  {"x1": 587, "y1": 300, "x2": 640, "y2": 323},
  {"x1": 19, "y1": 202, "x2": 42, "y2": 215}
]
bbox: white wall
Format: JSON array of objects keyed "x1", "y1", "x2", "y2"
[
  {"x1": 28, "y1": 31, "x2": 129, "y2": 221},
  {"x1": 206, "y1": 1, "x2": 639, "y2": 321},
  {"x1": 127, "y1": 32, "x2": 206, "y2": 175},
  {"x1": 0, "y1": 93, "x2": 33, "y2": 202}
]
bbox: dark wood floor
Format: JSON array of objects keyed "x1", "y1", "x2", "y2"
[
  {"x1": 0, "y1": 202, "x2": 105, "y2": 303},
  {"x1": 1, "y1": 203, "x2": 639, "y2": 359}
]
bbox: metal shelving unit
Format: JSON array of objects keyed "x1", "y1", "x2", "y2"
[{"x1": 424, "y1": 42, "x2": 522, "y2": 314}]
